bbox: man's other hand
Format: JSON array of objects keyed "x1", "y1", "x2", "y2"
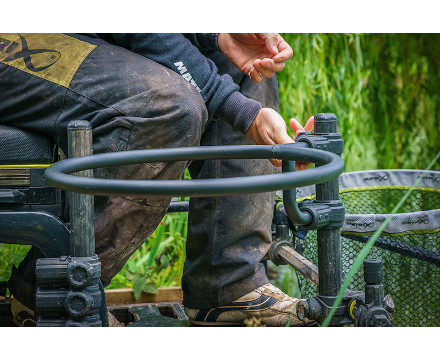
[
  {"x1": 246, "y1": 108, "x2": 314, "y2": 168},
  {"x1": 218, "y1": 33, "x2": 293, "y2": 82}
]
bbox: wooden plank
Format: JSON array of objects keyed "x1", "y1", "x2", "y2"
[{"x1": 105, "y1": 286, "x2": 183, "y2": 305}]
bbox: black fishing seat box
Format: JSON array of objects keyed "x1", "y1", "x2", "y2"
[{"x1": 0, "y1": 124, "x2": 69, "y2": 260}]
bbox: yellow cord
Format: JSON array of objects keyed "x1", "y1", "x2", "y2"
[{"x1": 0, "y1": 164, "x2": 51, "y2": 168}]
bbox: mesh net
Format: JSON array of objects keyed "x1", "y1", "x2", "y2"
[{"x1": 294, "y1": 170, "x2": 440, "y2": 327}]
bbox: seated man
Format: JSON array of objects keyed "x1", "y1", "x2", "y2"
[{"x1": 0, "y1": 33, "x2": 313, "y2": 326}]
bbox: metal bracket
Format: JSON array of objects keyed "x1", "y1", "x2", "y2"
[
  {"x1": 35, "y1": 255, "x2": 104, "y2": 326},
  {"x1": 298, "y1": 199, "x2": 345, "y2": 230},
  {"x1": 351, "y1": 259, "x2": 395, "y2": 327},
  {"x1": 294, "y1": 132, "x2": 344, "y2": 155},
  {"x1": 297, "y1": 293, "x2": 353, "y2": 326}
]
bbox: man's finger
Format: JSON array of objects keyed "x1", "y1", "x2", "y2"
[
  {"x1": 259, "y1": 58, "x2": 285, "y2": 73},
  {"x1": 295, "y1": 162, "x2": 310, "y2": 171},
  {"x1": 289, "y1": 118, "x2": 305, "y2": 136},
  {"x1": 304, "y1": 116, "x2": 314, "y2": 132},
  {"x1": 276, "y1": 132, "x2": 295, "y2": 144},
  {"x1": 273, "y1": 38, "x2": 293, "y2": 63},
  {"x1": 270, "y1": 158, "x2": 282, "y2": 167},
  {"x1": 261, "y1": 33, "x2": 281, "y2": 56},
  {"x1": 253, "y1": 60, "x2": 276, "y2": 78},
  {"x1": 248, "y1": 67, "x2": 262, "y2": 83}
]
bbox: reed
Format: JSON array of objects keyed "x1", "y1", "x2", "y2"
[{"x1": 278, "y1": 33, "x2": 440, "y2": 172}]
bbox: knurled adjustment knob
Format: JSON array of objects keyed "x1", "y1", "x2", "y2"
[
  {"x1": 65, "y1": 290, "x2": 93, "y2": 318},
  {"x1": 314, "y1": 113, "x2": 337, "y2": 124},
  {"x1": 369, "y1": 313, "x2": 393, "y2": 327},
  {"x1": 67, "y1": 261, "x2": 93, "y2": 288},
  {"x1": 363, "y1": 259, "x2": 383, "y2": 285}
]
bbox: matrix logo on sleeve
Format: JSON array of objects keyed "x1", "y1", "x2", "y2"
[
  {"x1": 0, "y1": 33, "x2": 96, "y2": 88},
  {"x1": 174, "y1": 61, "x2": 201, "y2": 92}
]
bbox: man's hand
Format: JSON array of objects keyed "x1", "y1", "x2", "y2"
[
  {"x1": 246, "y1": 108, "x2": 314, "y2": 168},
  {"x1": 217, "y1": 33, "x2": 293, "y2": 82}
]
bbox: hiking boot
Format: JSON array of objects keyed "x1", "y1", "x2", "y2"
[{"x1": 184, "y1": 283, "x2": 312, "y2": 326}]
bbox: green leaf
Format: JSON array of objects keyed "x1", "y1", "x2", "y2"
[
  {"x1": 126, "y1": 271, "x2": 135, "y2": 281},
  {"x1": 143, "y1": 283, "x2": 159, "y2": 294},
  {"x1": 127, "y1": 259, "x2": 137, "y2": 274},
  {"x1": 160, "y1": 254, "x2": 170, "y2": 267},
  {"x1": 133, "y1": 275, "x2": 147, "y2": 299}
]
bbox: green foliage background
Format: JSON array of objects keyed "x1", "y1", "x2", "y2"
[
  {"x1": 1, "y1": 34, "x2": 439, "y2": 297},
  {"x1": 278, "y1": 33, "x2": 440, "y2": 172}
]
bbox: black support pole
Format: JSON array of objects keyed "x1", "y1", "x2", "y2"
[
  {"x1": 67, "y1": 120, "x2": 95, "y2": 257},
  {"x1": 314, "y1": 113, "x2": 343, "y2": 297}
]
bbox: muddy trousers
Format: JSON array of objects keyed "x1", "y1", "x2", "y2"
[{"x1": 0, "y1": 34, "x2": 279, "y2": 309}]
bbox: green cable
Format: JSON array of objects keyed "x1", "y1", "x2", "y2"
[{"x1": 321, "y1": 149, "x2": 440, "y2": 327}]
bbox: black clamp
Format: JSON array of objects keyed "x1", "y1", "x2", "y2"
[
  {"x1": 294, "y1": 132, "x2": 344, "y2": 155},
  {"x1": 36, "y1": 256, "x2": 100, "y2": 288},
  {"x1": 298, "y1": 199, "x2": 345, "y2": 230},
  {"x1": 35, "y1": 255, "x2": 103, "y2": 326},
  {"x1": 268, "y1": 239, "x2": 291, "y2": 266},
  {"x1": 269, "y1": 195, "x2": 295, "y2": 266},
  {"x1": 297, "y1": 293, "x2": 354, "y2": 326},
  {"x1": 350, "y1": 259, "x2": 394, "y2": 327},
  {"x1": 297, "y1": 260, "x2": 395, "y2": 327},
  {"x1": 350, "y1": 296, "x2": 394, "y2": 327}
]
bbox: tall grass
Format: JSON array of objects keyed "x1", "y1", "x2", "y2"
[
  {"x1": 106, "y1": 211, "x2": 188, "y2": 296},
  {"x1": 278, "y1": 33, "x2": 440, "y2": 172}
]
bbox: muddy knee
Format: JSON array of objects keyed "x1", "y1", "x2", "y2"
[{"x1": 132, "y1": 71, "x2": 209, "y2": 149}]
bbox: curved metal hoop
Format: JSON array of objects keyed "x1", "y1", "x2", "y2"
[{"x1": 45, "y1": 143, "x2": 344, "y2": 197}]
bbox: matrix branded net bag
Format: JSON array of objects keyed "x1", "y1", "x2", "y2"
[{"x1": 295, "y1": 169, "x2": 440, "y2": 326}]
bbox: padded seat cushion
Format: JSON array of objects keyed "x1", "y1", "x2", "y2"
[{"x1": 0, "y1": 125, "x2": 53, "y2": 164}]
